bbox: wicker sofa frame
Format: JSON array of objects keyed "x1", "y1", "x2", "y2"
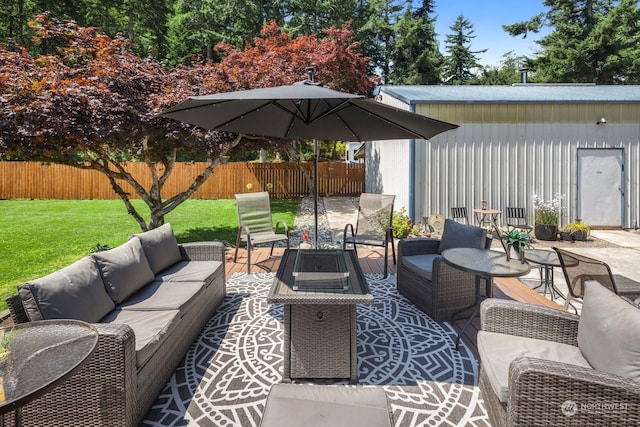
[
  {"x1": 5, "y1": 242, "x2": 226, "y2": 427},
  {"x1": 479, "y1": 299, "x2": 640, "y2": 427},
  {"x1": 396, "y1": 236, "x2": 491, "y2": 322}
]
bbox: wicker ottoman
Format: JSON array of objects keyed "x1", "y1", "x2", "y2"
[{"x1": 259, "y1": 384, "x2": 393, "y2": 427}]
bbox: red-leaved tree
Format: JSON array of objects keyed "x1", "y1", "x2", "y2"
[{"x1": 0, "y1": 15, "x2": 376, "y2": 230}]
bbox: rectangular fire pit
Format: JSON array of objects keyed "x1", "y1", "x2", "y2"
[{"x1": 268, "y1": 249, "x2": 373, "y2": 383}]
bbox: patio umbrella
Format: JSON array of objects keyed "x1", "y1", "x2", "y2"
[{"x1": 159, "y1": 79, "x2": 458, "y2": 245}]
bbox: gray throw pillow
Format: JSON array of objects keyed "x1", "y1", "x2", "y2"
[
  {"x1": 437, "y1": 219, "x2": 486, "y2": 254},
  {"x1": 578, "y1": 281, "x2": 640, "y2": 381},
  {"x1": 133, "y1": 223, "x2": 182, "y2": 275},
  {"x1": 18, "y1": 256, "x2": 115, "y2": 322},
  {"x1": 92, "y1": 237, "x2": 155, "y2": 303}
]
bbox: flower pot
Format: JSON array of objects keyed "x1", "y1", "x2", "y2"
[
  {"x1": 535, "y1": 224, "x2": 558, "y2": 241},
  {"x1": 572, "y1": 230, "x2": 588, "y2": 241},
  {"x1": 559, "y1": 231, "x2": 573, "y2": 242}
]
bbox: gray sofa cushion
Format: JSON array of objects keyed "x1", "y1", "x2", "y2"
[
  {"x1": 118, "y1": 281, "x2": 204, "y2": 314},
  {"x1": 92, "y1": 237, "x2": 155, "y2": 303},
  {"x1": 133, "y1": 223, "x2": 182, "y2": 275},
  {"x1": 478, "y1": 330, "x2": 591, "y2": 403},
  {"x1": 154, "y1": 260, "x2": 224, "y2": 288},
  {"x1": 101, "y1": 308, "x2": 180, "y2": 368},
  {"x1": 18, "y1": 256, "x2": 115, "y2": 322},
  {"x1": 400, "y1": 254, "x2": 441, "y2": 282},
  {"x1": 437, "y1": 219, "x2": 486, "y2": 254},
  {"x1": 260, "y1": 384, "x2": 393, "y2": 427},
  {"x1": 578, "y1": 281, "x2": 640, "y2": 381}
]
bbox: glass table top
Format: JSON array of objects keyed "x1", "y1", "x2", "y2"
[{"x1": 0, "y1": 319, "x2": 98, "y2": 414}]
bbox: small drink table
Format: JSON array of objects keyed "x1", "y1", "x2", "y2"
[
  {"x1": 473, "y1": 208, "x2": 502, "y2": 229},
  {"x1": 0, "y1": 319, "x2": 98, "y2": 426},
  {"x1": 267, "y1": 249, "x2": 373, "y2": 383},
  {"x1": 441, "y1": 248, "x2": 531, "y2": 349}
]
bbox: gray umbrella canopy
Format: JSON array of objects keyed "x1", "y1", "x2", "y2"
[
  {"x1": 158, "y1": 82, "x2": 458, "y2": 141},
  {"x1": 159, "y1": 81, "x2": 458, "y2": 246}
]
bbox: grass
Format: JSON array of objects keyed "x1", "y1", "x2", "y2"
[{"x1": 0, "y1": 198, "x2": 299, "y2": 312}]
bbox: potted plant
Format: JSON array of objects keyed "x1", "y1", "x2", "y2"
[
  {"x1": 533, "y1": 194, "x2": 563, "y2": 241},
  {"x1": 503, "y1": 228, "x2": 532, "y2": 261},
  {"x1": 392, "y1": 207, "x2": 413, "y2": 239},
  {"x1": 563, "y1": 220, "x2": 591, "y2": 241}
]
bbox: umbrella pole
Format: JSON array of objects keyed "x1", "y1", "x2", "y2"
[{"x1": 314, "y1": 139, "x2": 319, "y2": 248}]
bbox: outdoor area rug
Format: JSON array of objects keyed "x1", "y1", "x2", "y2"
[{"x1": 143, "y1": 272, "x2": 489, "y2": 426}]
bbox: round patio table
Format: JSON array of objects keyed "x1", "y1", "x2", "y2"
[
  {"x1": 0, "y1": 319, "x2": 98, "y2": 426},
  {"x1": 523, "y1": 249, "x2": 564, "y2": 299},
  {"x1": 441, "y1": 248, "x2": 531, "y2": 350}
]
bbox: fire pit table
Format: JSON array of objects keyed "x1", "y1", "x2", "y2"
[{"x1": 267, "y1": 249, "x2": 373, "y2": 383}]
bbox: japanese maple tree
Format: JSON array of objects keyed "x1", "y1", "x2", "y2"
[{"x1": 0, "y1": 15, "x2": 375, "y2": 230}]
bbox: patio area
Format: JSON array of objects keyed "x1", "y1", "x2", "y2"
[
  {"x1": 135, "y1": 244, "x2": 567, "y2": 426},
  {"x1": 5, "y1": 197, "x2": 640, "y2": 426},
  {"x1": 221, "y1": 245, "x2": 561, "y2": 357},
  {"x1": 139, "y1": 198, "x2": 640, "y2": 425}
]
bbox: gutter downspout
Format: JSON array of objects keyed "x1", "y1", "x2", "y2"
[{"x1": 409, "y1": 103, "x2": 416, "y2": 223}]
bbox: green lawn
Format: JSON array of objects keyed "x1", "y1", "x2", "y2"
[{"x1": 0, "y1": 198, "x2": 299, "y2": 312}]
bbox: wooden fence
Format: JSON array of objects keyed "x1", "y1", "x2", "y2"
[{"x1": 0, "y1": 161, "x2": 364, "y2": 199}]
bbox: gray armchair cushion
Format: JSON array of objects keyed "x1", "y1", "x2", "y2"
[
  {"x1": 400, "y1": 254, "x2": 441, "y2": 282},
  {"x1": 18, "y1": 256, "x2": 115, "y2": 322},
  {"x1": 578, "y1": 282, "x2": 640, "y2": 381},
  {"x1": 92, "y1": 237, "x2": 155, "y2": 303},
  {"x1": 133, "y1": 223, "x2": 182, "y2": 275},
  {"x1": 437, "y1": 219, "x2": 486, "y2": 254},
  {"x1": 478, "y1": 330, "x2": 591, "y2": 403}
]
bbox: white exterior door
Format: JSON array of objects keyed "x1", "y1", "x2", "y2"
[{"x1": 577, "y1": 148, "x2": 624, "y2": 227}]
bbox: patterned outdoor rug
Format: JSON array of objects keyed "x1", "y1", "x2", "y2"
[{"x1": 143, "y1": 273, "x2": 489, "y2": 426}]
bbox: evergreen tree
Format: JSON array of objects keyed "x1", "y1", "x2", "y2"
[
  {"x1": 284, "y1": 0, "x2": 358, "y2": 36},
  {"x1": 166, "y1": 0, "x2": 264, "y2": 66},
  {"x1": 442, "y1": 14, "x2": 486, "y2": 84},
  {"x1": 358, "y1": 0, "x2": 403, "y2": 82},
  {"x1": 504, "y1": 0, "x2": 640, "y2": 83},
  {"x1": 389, "y1": 0, "x2": 441, "y2": 84},
  {"x1": 475, "y1": 51, "x2": 529, "y2": 85}
]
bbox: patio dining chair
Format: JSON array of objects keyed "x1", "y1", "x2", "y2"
[
  {"x1": 343, "y1": 193, "x2": 396, "y2": 278},
  {"x1": 505, "y1": 206, "x2": 533, "y2": 233},
  {"x1": 553, "y1": 247, "x2": 640, "y2": 309},
  {"x1": 235, "y1": 192, "x2": 289, "y2": 273},
  {"x1": 450, "y1": 207, "x2": 468, "y2": 224}
]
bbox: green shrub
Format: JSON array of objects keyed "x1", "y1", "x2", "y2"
[{"x1": 392, "y1": 207, "x2": 413, "y2": 238}]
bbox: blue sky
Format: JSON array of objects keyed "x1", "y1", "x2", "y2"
[{"x1": 432, "y1": 0, "x2": 550, "y2": 67}]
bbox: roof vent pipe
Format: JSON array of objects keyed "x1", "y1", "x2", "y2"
[{"x1": 519, "y1": 68, "x2": 529, "y2": 84}]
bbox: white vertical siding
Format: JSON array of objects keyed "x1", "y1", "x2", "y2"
[
  {"x1": 369, "y1": 92, "x2": 640, "y2": 229},
  {"x1": 419, "y1": 123, "x2": 640, "y2": 228},
  {"x1": 365, "y1": 139, "x2": 411, "y2": 212}
]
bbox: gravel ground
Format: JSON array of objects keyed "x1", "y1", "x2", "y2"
[{"x1": 289, "y1": 196, "x2": 359, "y2": 248}]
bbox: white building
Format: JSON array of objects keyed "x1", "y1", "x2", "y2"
[
  {"x1": 345, "y1": 142, "x2": 364, "y2": 164},
  {"x1": 366, "y1": 84, "x2": 640, "y2": 229}
]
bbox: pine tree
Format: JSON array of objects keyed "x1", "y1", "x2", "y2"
[
  {"x1": 504, "y1": 0, "x2": 640, "y2": 83},
  {"x1": 388, "y1": 0, "x2": 441, "y2": 84},
  {"x1": 442, "y1": 14, "x2": 486, "y2": 85}
]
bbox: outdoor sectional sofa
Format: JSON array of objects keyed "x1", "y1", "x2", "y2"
[{"x1": 5, "y1": 223, "x2": 226, "y2": 426}]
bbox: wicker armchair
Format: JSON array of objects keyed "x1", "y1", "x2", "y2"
[
  {"x1": 479, "y1": 294, "x2": 640, "y2": 427},
  {"x1": 397, "y1": 219, "x2": 491, "y2": 322}
]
